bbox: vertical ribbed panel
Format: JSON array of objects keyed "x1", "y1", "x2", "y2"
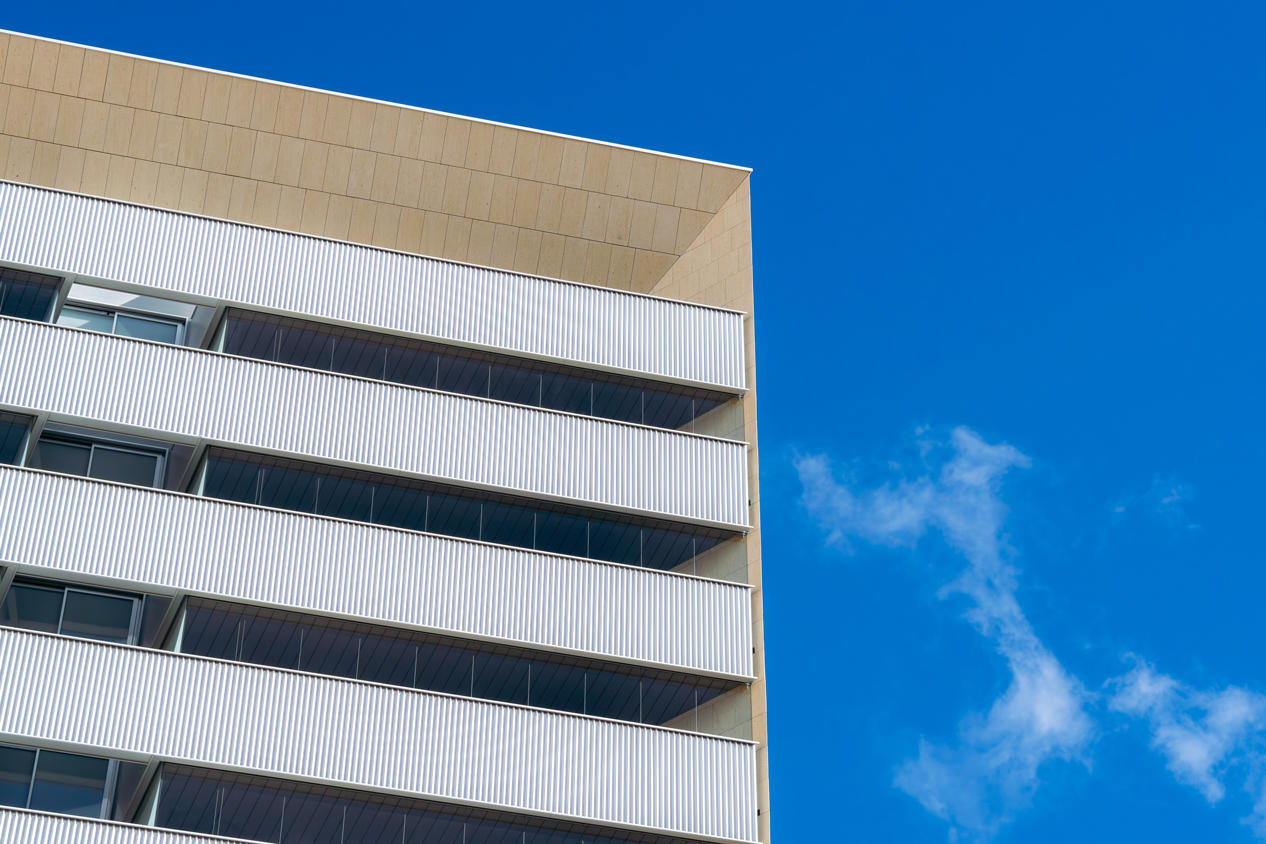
[
  {"x1": 0, "y1": 810, "x2": 234, "y2": 844},
  {"x1": 0, "y1": 181, "x2": 746, "y2": 391},
  {"x1": 0, "y1": 318, "x2": 749, "y2": 527},
  {"x1": 0, "y1": 466, "x2": 754, "y2": 679},
  {"x1": 0, "y1": 631, "x2": 759, "y2": 843}
]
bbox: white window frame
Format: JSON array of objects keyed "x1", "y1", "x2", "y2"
[{"x1": 57, "y1": 303, "x2": 187, "y2": 345}]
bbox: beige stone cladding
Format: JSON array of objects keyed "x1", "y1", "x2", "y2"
[
  {"x1": 0, "y1": 30, "x2": 748, "y2": 292},
  {"x1": 0, "y1": 29, "x2": 770, "y2": 842}
]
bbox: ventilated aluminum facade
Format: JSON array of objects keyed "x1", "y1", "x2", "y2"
[
  {"x1": 0, "y1": 629, "x2": 759, "y2": 843},
  {"x1": 0, "y1": 317, "x2": 749, "y2": 529},
  {"x1": 0, "y1": 465, "x2": 754, "y2": 679},
  {"x1": 0, "y1": 810, "x2": 232, "y2": 844},
  {"x1": 0, "y1": 181, "x2": 746, "y2": 391}
]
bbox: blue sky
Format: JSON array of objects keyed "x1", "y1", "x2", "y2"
[{"x1": 9, "y1": 2, "x2": 1266, "y2": 840}]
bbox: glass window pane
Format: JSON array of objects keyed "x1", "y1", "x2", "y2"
[
  {"x1": 331, "y1": 334, "x2": 386, "y2": 379},
  {"x1": 540, "y1": 372, "x2": 592, "y2": 415},
  {"x1": 222, "y1": 313, "x2": 281, "y2": 360},
  {"x1": 31, "y1": 440, "x2": 91, "y2": 476},
  {"x1": 592, "y1": 381, "x2": 642, "y2": 424},
  {"x1": 437, "y1": 353, "x2": 489, "y2": 398},
  {"x1": 276, "y1": 325, "x2": 334, "y2": 371},
  {"x1": 0, "y1": 745, "x2": 36, "y2": 808},
  {"x1": 89, "y1": 447, "x2": 159, "y2": 487},
  {"x1": 480, "y1": 501, "x2": 536, "y2": 549},
  {"x1": 315, "y1": 474, "x2": 374, "y2": 522},
  {"x1": 0, "y1": 413, "x2": 31, "y2": 466},
  {"x1": 0, "y1": 584, "x2": 64, "y2": 634},
  {"x1": 56, "y1": 306, "x2": 115, "y2": 333},
  {"x1": 535, "y1": 510, "x2": 588, "y2": 558},
  {"x1": 0, "y1": 270, "x2": 60, "y2": 321},
  {"x1": 111, "y1": 760, "x2": 147, "y2": 821},
  {"x1": 115, "y1": 314, "x2": 180, "y2": 344},
  {"x1": 384, "y1": 345, "x2": 439, "y2": 389},
  {"x1": 426, "y1": 493, "x2": 481, "y2": 541},
  {"x1": 489, "y1": 364, "x2": 542, "y2": 405},
  {"x1": 60, "y1": 591, "x2": 136, "y2": 644},
  {"x1": 29, "y1": 750, "x2": 109, "y2": 818}
]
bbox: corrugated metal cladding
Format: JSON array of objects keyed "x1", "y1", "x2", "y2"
[
  {"x1": 0, "y1": 466, "x2": 754, "y2": 679},
  {"x1": 0, "y1": 810, "x2": 227, "y2": 844},
  {"x1": 0, "y1": 181, "x2": 746, "y2": 391},
  {"x1": 0, "y1": 318, "x2": 749, "y2": 528},
  {"x1": 0, "y1": 630, "x2": 759, "y2": 844}
]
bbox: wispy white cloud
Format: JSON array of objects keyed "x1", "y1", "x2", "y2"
[
  {"x1": 1109, "y1": 658, "x2": 1266, "y2": 834},
  {"x1": 797, "y1": 426, "x2": 1093, "y2": 840},
  {"x1": 1111, "y1": 474, "x2": 1200, "y2": 535}
]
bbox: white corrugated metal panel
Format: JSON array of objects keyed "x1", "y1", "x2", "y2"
[
  {"x1": 0, "y1": 465, "x2": 754, "y2": 680},
  {"x1": 0, "y1": 181, "x2": 746, "y2": 392},
  {"x1": 0, "y1": 810, "x2": 239, "y2": 844},
  {"x1": 0, "y1": 630, "x2": 759, "y2": 844},
  {"x1": 0, "y1": 317, "x2": 749, "y2": 528}
]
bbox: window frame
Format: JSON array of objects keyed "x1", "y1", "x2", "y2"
[
  {"x1": 0, "y1": 578, "x2": 144, "y2": 646},
  {"x1": 33, "y1": 435, "x2": 168, "y2": 489},
  {"x1": 0, "y1": 742, "x2": 119, "y2": 820},
  {"x1": 57, "y1": 303, "x2": 186, "y2": 345}
]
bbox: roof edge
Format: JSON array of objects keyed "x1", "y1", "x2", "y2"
[{"x1": 0, "y1": 28, "x2": 754, "y2": 174}]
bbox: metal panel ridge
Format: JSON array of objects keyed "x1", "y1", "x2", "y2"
[
  {"x1": 0, "y1": 630, "x2": 760, "y2": 843},
  {"x1": 0, "y1": 317, "x2": 749, "y2": 528},
  {"x1": 0, "y1": 809, "x2": 254, "y2": 844},
  {"x1": 0, "y1": 465, "x2": 755, "y2": 679},
  {"x1": 0, "y1": 181, "x2": 746, "y2": 391}
]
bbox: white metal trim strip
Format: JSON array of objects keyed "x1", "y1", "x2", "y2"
[
  {"x1": 0, "y1": 630, "x2": 759, "y2": 843},
  {"x1": 0, "y1": 465, "x2": 754, "y2": 679},
  {"x1": 0, "y1": 180, "x2": 747, "y2": 391},
  {"x1": 0, "y1": 317, "x2": 749, "y2": 528}
]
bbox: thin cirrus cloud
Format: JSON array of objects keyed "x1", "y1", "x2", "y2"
[
  {"x1": 1110, "y1": 474, "x2": 1201, "y2": 535},
  {"x1": 1109, "y1": 658, "x2": 1266, "y2": 836},
  {"x1": 796, "y1": 427, "x2": 1094, "y2": 840},
  {"x1": 797, "y1": 425, "x2": 1265, "y2": 840}
]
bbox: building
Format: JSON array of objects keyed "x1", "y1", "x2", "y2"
[{"x1": 0, "y1": 28, "x2": 768, "y2": 844}]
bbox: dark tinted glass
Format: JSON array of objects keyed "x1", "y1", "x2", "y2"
[
  {"x1": 153, "y1": 764, "x2": 708, "y2": 844},
  {"x1": 0, "y1": 268, "x2": 60, "y2": 321},
  {"x1": 88, "y1": 446, "x2": 159, "y2": 487},
  {"x1": 31, "y1": 440, "x2": 91, "y2": 476},
  {"x1": 0, "y1": 584, "x2": 64, "y2": 634},
  {"x1": 198, "y1": 448, "x2": 736, "y2": 573},
  {"x1": 60, "y1": 590, "x2": 136, "y2": 643},
  {"x1": 217, "y1": 309, "x2": 735, "y2": 433},
  {"x1": 29, "y1": 750, "x2": 109, "y2": 818},
  {"x1": 178, "y1": 598, "x2": 738, "y2": 728},
  {"x1": 0, "y1": 412, "x2": 32, "y2": 466},
  {"x1": 111, "y1": 761, "x2": 147, "y2": 821},
  {"x1": 0, "y1": 745, "x2": 36, "y2": 808},
  {"x1": 139, "y1": 594, "x2": 174, "y2": 648},
  {"x1": 115, "y1": 314, "x2": 180, "y2": 343}
]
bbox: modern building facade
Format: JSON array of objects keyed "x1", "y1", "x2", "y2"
[{"x1": 0, "y1": 29, "x2": 768, "y2": 844}]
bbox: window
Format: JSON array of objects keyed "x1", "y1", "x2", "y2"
[
  {"x1": 195, "y1": 447, "x2": 739, "y2": 573},
  {"x1": 217, "y1": 308, "x2": 739, "y2": 434},
  {"x1": 0, "y1": 580, "x2": 140, "y2": 645},
  {"x1": 174, "y1": 597, "x2": 741, "y2": 730},
  {"x1": 0, "y1": 267, "x2": 60, "y2": 322},
  {"x1": 29, "y1": 436, "x2": 165, "y2": 488},
  {"x1": 0, "y1": 412, "x2": 33, "y2": 466},
  {"x1": 0, "y1": 744, "x2": 143, "y2": 820},
  {"x1": 140, "y1": 764, "x2": 708, "y2": 844},
  {"x1": 57, "y1": 305, "x2": 184, "y2": 345},
  {"x1": 0, "y1": 578, "x2": 172, "y2": 648}
]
